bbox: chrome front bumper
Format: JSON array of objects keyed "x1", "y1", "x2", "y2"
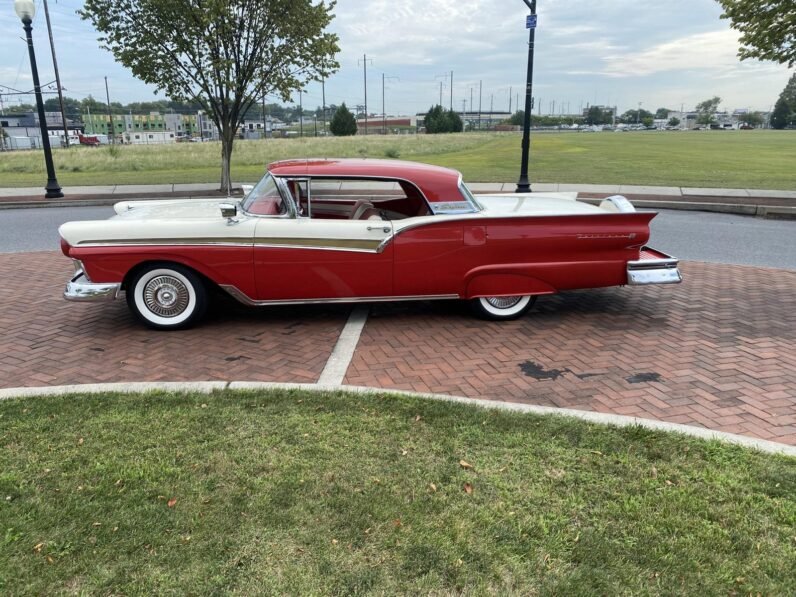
[
  {"x1": 64, "y1": 270, "x2": 121, "y2": 302},
  {"x1": 627, "y1": 248, "x2": 683, "y2": 285}
]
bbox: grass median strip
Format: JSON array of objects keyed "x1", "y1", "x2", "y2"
[
  {"x1": 1, "y1": 388, "x2": 794, "y2": 594},
  {"x1": 1, "y1": 130, "x2": 794, "y2": 189}
]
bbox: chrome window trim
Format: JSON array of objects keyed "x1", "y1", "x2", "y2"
[
  {"x1": 457, "y1": 175, "x2": 484, "y2": 212},
  {"x1": 238, "y1": 173, "x2": 296, "y2": 219},
  {"x1": 220, "y1": 284, "x2": 458, "y2": 307},
  {"x1": 278, "y1": 174, "x2": 435, "y2": 217}
]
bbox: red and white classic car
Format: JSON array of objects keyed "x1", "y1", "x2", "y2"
[{"x1": 59, "y1": 159, "x2": 681, "y2": 330}]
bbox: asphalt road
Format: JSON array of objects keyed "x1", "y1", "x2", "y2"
[{"x1": 0, "y1": 205, "x2": 794, "y2": 270}]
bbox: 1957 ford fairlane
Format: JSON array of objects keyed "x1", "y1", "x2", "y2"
[{"x1": 59, "y1": 159, "x2": 681, "y2": 330}]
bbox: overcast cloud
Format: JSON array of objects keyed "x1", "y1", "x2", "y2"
[{"x1": 0, "y1": 0, "x2": 791, "y2": 116}]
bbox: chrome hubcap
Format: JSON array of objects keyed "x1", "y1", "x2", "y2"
[
  {"x1": 485, "y1": 296, "x2": 523, "y2": 309},
  {"x1": 143, "y1": 275, "x2": 189, "y2": 318}
]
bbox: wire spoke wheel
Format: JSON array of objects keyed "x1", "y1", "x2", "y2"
[
  {"x1": 127, "y1": 265, "x2": 207, "y2": 330},
  {"x1": 143, "y1": 275, "x2": 190, "y2": 318},
  {"x1": 471, "y1": 294, "x2": 536, "y2": 321},
  {"x1": 484, "y1": 296, "x2": 524, "y2": 310}
]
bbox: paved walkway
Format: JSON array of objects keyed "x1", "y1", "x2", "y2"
[{"x1": 2, "y1": 253, "x2": 794, "y2": 445}]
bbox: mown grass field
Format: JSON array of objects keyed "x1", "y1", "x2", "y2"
[
  {"x1": 1, "y1": 389, "x2": 794, "y2": 594},
  {"x1": 1, "y1": 130, "x2": 794, "y2": 189}
]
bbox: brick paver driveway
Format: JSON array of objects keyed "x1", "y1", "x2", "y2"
[
  {"x1": 345, "y1": 262, "x2": 796, "y2": 444},
  {"x1": 2, "y1": 253, "x2": 795, "y2": 445},
  {"x1": 0, "y1": 253, "x2": 348, "y2": 387}
]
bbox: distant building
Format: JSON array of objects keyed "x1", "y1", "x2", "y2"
[
  {"x1": 0, "y1": 111, "x2": 82, "y2": 148},
  {"x1": 123, "y1": 130, "x2": 176, "y2": 145}
]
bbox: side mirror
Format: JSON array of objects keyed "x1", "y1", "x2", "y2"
[{"x1": 219, "y1": 203, "x2": 238, "y2": 219}]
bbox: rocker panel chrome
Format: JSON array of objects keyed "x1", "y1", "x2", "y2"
[{"x1": 220, "y1": 284, "x2": 458, "y2": 307}]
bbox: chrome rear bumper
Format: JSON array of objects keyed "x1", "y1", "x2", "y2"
[
  {"x1": 64, "y1": 270, "x2": 121, "y2": 302},
  {"x1": 627, "y1": 247, "x2": 682, "y2": 285}
]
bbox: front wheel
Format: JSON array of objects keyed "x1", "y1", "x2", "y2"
[
  {"x1": 470, "y1": 295, "x2": 536, "y2": 321},
  {"x1": 126, "y1": 264, "x2": 207, "y2": 330}
]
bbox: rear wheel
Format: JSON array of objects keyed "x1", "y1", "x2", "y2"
[
  {"x1": 470, "y1": 295, "x2": 535, "y2": 321},
  {"x1": 126, "y1": 264, "x2": 207, "y2": 330}
]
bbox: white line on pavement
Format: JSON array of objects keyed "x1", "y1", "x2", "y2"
[{"x1": 316, "y1": 305, "x2": 369, "y2": 386}]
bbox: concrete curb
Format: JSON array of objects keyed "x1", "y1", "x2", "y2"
[{"x1": 1, "y1": 381, "x2": 793, "y2": 457}]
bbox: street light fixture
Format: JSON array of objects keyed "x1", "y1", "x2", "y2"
[
  {"x1": 515, "y1": 0, "x2": 536, "y2": 193},
  {"x1": 15, "y1": 0, "x2": 63, "y2": 198}
]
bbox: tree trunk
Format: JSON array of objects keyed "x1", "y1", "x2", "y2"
[{"x1": 220, "y1": 126, "x2": 235, "y2": 195}]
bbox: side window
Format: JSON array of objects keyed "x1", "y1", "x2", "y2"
[{"x1": 306, "y1": 178, "x2": 430, "y2": 220}]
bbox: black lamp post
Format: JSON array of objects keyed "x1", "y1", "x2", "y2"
[
  {"x1": 15, "y1": 0, "x2": 63, "y2": 198},
  {"x1": 515, "y1": 0, "x2": 536, "y2": 193}
]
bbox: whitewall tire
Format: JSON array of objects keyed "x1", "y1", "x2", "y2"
[
  {"x1": 126, "y1": 264, "x2": 207, "y2": 330},
  {"x1": 470, "y1": 295, "x2": 535, "y2": 321}
]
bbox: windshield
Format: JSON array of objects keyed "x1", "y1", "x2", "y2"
[{"x1": 241, "y1": 173, "x2": 288, "y2": 216}]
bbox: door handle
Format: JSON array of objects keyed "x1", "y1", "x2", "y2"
[{"x1": 367, "y1": 225, "x2": 391, "y2": 233}]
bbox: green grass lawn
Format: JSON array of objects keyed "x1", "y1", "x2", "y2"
[
  {"x1": 1, "y1": 130, "x2": 794, "y2": 189},
  {"x1": 1, "y1": 389, "x2": 794, "y2": 594}
]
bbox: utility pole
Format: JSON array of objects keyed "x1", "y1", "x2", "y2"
[
  {"x1": 383, "y1": 73, "x2": 386, "y2": 134},
  {"x1": 439, "y1": 81, "x2": 443, "y2": 106},
  {"x1": 478, "y1": 80, "x2": 482, "y2": 130},
  {"x1": 509, "y1": 85, "x2": 512, "y2": 113},
  {"x1": 42, "y1": 0, "x2": 69, "y2": 147},
  {"x1": 358, "y1": 54, "x2": 373, "y2": 135},
  {"x1": 299, "y1": 90, "x2": 303, "y2": 137},
  {"x1": 516, "y1": 0, "x2": 537, "y2": 193},
  {"x1": 263, "y1": 94, "x2": 268, "y2": 139},
  {"x1": 490, "y1": 93, "x2": 493, "y2": 129},
  {"x1": 450, "y1": 70, "x2": 453, "y2": 111},
  {"x1": 321, "y1": 77, "x2": 326, "y2": 135},
  {"x1": 104, "y1": 76, "x2": 114, "y2": 144},
  {"x1": 382, "y1": 73, "x2": 398, "y2": 135}
]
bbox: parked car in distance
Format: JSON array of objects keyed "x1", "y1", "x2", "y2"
[{"x1": 59, "y1": 159, "x2": 681, "y2": 330}]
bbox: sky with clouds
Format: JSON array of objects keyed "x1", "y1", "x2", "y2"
[{"x1": 1, "y1": 0, "x2": 791, "y2": 116}]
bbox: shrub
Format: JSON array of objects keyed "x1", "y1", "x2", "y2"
[{"x1": 330, "y1": 103, "x2": 357, "y2": 136}]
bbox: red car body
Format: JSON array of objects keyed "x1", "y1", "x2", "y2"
[{"x1": 59, "y1": 159, "x2": 681, "y2": 329}]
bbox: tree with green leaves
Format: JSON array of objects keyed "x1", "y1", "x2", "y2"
[
  {"x1": 655, "y1": 107, "x2": 672, "y2": 119},
  {"x1": 718, "y1": 0, "x2": 796, "y2": 67},
  {"x1": 695, "y1": 97, "x2": 722, "y2": 125},
  {"x1": 585, "y1": 106, "x2": 612, "y2": 125},
  {"x1": 423, "y1": 105, "x2": 445, "y2": 133},
  {"x1": 507, "y1": 110, "x2": 525, "y2": 126},
  {"x1": 79, "y1": 0, "x2": 339, "y2": 193},
  {"x1": 667, "y1": 117, "x2": 681, "y2": 127},
  {"x1": 619, "y1": 108, "x2": 653, "y2": 124},
  {"x1": 445, "y1": 110, "x2": 464, "y2": 133},
  {"x1": 424, "y1": 105, "x2": 462, "y2": 134},
  {"x1": 329, "y1": 103, "x2": 357, "y2": 136},
  {"x1": 738, "y1": 112, "x2": 764, "y2": 127},
  {"x1": 770, "y1": 97, "x2": 792, "y2": 129}
]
